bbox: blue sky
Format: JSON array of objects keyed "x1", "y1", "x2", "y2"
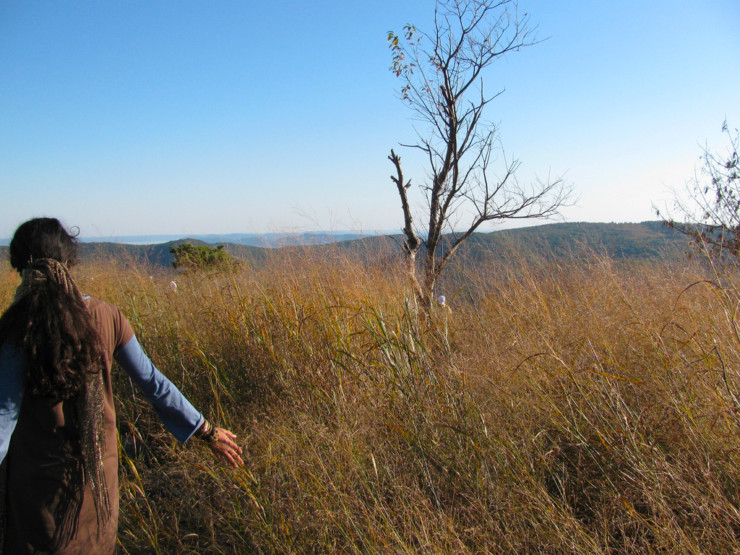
[{"x1": 1, "y1": 0, "x2": 738, "y2": 240}]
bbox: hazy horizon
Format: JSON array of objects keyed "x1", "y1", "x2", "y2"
[{"x1": 0, "y1": 219, "x2": 671, "y2": 247}]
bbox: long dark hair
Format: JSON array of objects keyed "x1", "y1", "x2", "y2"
[{"x1": 0, "y1": 218, "x2": 104, "y2": 403}]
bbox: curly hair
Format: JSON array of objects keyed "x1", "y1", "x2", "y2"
[{"x1": 0, "y1": 218, "x2": 104, "y2": 403}]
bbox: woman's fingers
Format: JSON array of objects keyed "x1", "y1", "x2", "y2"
[{"x1": 209, "y1": 427, "x2": 244, "y2": 467}]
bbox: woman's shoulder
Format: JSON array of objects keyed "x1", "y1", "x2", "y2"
[
  {"x1": 85, "y1": 297, "x2": 129, "y2": 325},
  {"x1": 85, "y1": 297, "x2": 135, "y2": 349},
  {"x1": 85, "y1": 296, "x2": 121, "y2": 315}
]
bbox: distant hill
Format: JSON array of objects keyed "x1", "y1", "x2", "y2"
[
  {"x1": 181, "y1": 231, "x2": 375, "y2": 248},
  {"x1": 0, "y1": 222, "x2": 694, "y2": 269},
  {"x1": 76, "y1": 238, "x2": 269, "y2": 268},
  {"x1": 0, "y1": 238, "x2": 268, "y2": 269},
  {"x1": 307, "y1": 221, "x2": 693, "y2": 264},
  {"x1": 0, "y1": 231, "x2": 374, "y2": 248},
  {"x1": 461, "y1": 221, "x2": 691, "y2": 262}
]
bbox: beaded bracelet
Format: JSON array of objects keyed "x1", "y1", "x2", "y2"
[{"x1": 196, "y1": 419, "x2": 218, "y2": 442}]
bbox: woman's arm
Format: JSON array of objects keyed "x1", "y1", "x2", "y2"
[
  {"x1": 0, "y1": 345, "x2": 25, "y2": 464},
  {"x1": 114, "y1": 336, "x2": 243, "y2": 466},
  {"x1": 115, "y1": 336, "x2": 203, "y2": 443}
]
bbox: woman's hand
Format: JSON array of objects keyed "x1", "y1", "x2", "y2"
[{"x1": 207, "y1": 428, "x2": 244, "y2": 468}]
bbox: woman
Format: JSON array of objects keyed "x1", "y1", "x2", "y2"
[{"x1": 0, "y1": 218, "x2": 243, "y2": 553}]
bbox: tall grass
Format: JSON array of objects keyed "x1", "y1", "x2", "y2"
[{"x1": 2, "y1": 244, "x2": 740, "y2": 553}]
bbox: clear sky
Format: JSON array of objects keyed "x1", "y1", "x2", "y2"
[{"x1": 1, "y1": 0, "x2": 738, "y2": 240}]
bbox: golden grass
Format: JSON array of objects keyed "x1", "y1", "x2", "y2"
[{"x1": 2, "y1": 245, "x2": 740, "y2": 553}]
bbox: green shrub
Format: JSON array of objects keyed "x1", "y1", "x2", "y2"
[{"x1": 170, "y1": 243, "x2": 240, "y2": 272}]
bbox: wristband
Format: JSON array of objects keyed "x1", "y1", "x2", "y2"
[{"x1": 196, "y1": 419, "x2": 217, "y2": 442}]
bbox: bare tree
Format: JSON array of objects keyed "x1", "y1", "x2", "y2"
[
  {"x1": 387, "y1": 0, "x2": 571, "y2": 307},
  {"x1": 659, "y1": 120, "x2": 740, "y2": 258}
]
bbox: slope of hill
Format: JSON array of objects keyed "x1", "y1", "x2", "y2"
[
  {"x1": 322, "y1": 221, "x2": 693, "y2": 265},
  {"x1": 464, "y1": 221, "x2": 691, "y2": 261},
  {"x1": 0, "y1": 239, "x2": 268, "y2": 269},
  {"x1": 78, "y1": 238, "x2": 269, "y2": 268},
  {"x1": 0, "y1": 222, "x2": 693, "y2": 268}
]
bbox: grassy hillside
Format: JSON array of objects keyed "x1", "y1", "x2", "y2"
[
  {"x1": 471, "y1": 220, "x2": 690, "y2": 259},
  {"x1": 283, "y1": 221, "x2": 694, "y2": 265},
  {"x1": 2, "y1": 238, "x2": 738, "y2": 553},
  {"x1": 0, "y1": 221, "x2": 695, "y2": 269}
]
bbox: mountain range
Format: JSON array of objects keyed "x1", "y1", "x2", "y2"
[{"x1": 0, "y1": 221, "x2": 693, "y2": 269}]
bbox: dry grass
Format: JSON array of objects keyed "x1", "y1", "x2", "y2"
[{"x1": 2, "y1": 244, "x2": 740, "y2": 553}]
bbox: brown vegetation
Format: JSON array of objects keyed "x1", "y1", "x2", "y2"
[{"x1": 2, "y1": 243, "x2": 739, "y2": 553}]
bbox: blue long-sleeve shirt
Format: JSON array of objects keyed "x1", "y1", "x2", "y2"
[{"x1": 0, "y1": 336, "x2": 203, "y2": 464}]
